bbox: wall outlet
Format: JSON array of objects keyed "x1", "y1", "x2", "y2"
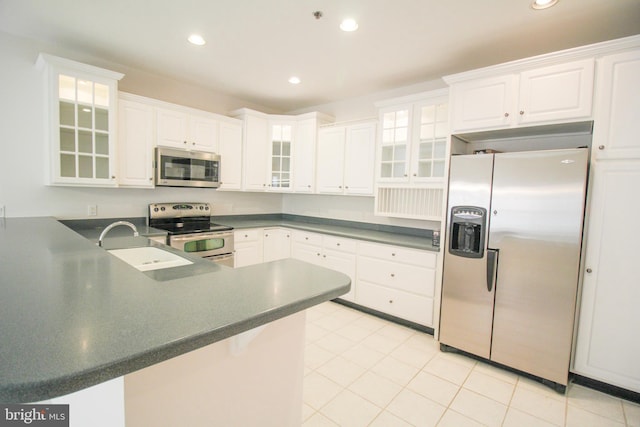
[
  {"x1": 87, "y1": 204, "x2": 98, "y2": 216},
  {"x1": 0, "y1": 205, "x2": 5, "y2": 218}
]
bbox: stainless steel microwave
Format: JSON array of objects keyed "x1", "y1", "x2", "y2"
[{"x1": 155, "y1": 147, "x2": 220, "y2": 188}]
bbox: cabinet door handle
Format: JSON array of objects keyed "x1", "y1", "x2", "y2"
[
  {"x1": 586, "y1": 268, "x2": 593, "y2": 273},
  {"x1": 390, "y1": 273, "x2": 395, "y2": 278},
  {"x1": 519, "y1": 110, "x2": 525, "y2": 115},
  {"x1": 183, "y1": 140, "x2": 187, "y2": 144},
  {"x1": 388, "y1": 300, "x2": 394, "y2": 304},
  {"x1": 504, "y1": 112, "x2": 509, "y2": 118},
  {"x1": 391, "y1": 253, "x2": 396, "y2": 257},
  {"x1": 598, "y1": 145, "x2": 605, "y2": 150}
]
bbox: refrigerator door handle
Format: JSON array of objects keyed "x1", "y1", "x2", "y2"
[{"x1": 486, "y1": 249, "x2": 499, "y2": 292}]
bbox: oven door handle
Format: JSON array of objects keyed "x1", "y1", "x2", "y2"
[{"x1": 171, "y1": 232, "x2": 231, "y2": 242}]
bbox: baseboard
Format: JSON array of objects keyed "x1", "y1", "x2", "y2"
[
  {"x1": 571, "y1": 374, "x2": 640, "y2": 404},
  {"x1": 331, "y1": 298, "x2": 434, "y2": 335}
]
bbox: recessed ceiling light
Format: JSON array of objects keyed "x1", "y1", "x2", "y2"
[
  {"x1": 531, "y1": 0, "x2": 559, "y2": 10},
  {"x1": 288, "y1": 76, "x2": 301, "y2": 85},
  {"x1": 187, "y1": 34, "x2": 206, "y2": 46},
  {"x1": 340, "y1": 18, "x2": 359, "y2": 32}
]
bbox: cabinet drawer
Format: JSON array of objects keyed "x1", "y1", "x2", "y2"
[
  {"x1": 323, "y1": 235, "x2": 358, "y2": 253},
  {"x1": 234, "y1": 229, "x2": 261, "y2": 242},
  {"x1": 291, "y1": 230, "x2": 323, "y2": 246},
  {"x1": 358, "y1": 256, "x2": 435, "y2": 297},
  {"x1": 358, "y1": 241, "x2": 436, "y2": 268},
  {"x1": 357, "y1": 281, "x2": 433, "y2": 326}
]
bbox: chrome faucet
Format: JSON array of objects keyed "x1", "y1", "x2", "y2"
[{"x1": 97, "y1": 221, "x2": 140, "y2": 246}]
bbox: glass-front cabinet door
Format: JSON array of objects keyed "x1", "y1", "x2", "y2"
[
  {"x1": 377, "y1": 96, "x2": 449, "y2": 184},
  {"x1": 412, "y1": 101, "x2": 448, "y2": 181},
  {"x1": 380, "y1": 108, "x2": 410, "y2": 180},
  {"x1": 38, "y1": 54, "x2": 123, "y2": 186},
  {"x1": 269, "y1": 122, "x2": 293, "y2": 191}
]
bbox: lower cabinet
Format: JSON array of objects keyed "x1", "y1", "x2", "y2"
[
  {"x1": 291, "y1": 231, "x2": 357, "y2": 302},
  {"x1": 263, "y1": 228, "x2": 291, "y2": 262},
  {"x1": 239, "y1": 227, "x2": 437, "y2": 326},
  {"x1": 233, "y1": 229, "x2": 263, "y2": 268},
  {"x1": 356, "y1": 241, "x2": 437, "y2": 327}
]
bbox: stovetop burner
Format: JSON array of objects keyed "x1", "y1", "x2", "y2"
[{"x1": 148, "y1": 203, "x2": 233, "y2": 234}]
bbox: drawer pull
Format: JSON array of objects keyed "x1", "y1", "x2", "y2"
[
  {"x1": 391, "y1": 253, "x2": 396, "y2": 257},
  {"x1": 390, "y1": 273, "x2": 395, "y2": 278},
  {"x1": 336, "y1": 243, "x2": 341, "y2": 246},
  {"x1": 305, "y1": 237, "x2": 309, "y2": 240},
  {"x1": 388, "y1": 300, "x2": 394, "y2": 304}
]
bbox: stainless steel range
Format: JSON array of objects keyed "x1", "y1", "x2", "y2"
[{"x1": 148, "y1": 203, "x2": 234, "y2": 267}]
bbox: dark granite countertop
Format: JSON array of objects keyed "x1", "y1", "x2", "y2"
[
  {"x1": 0, "y1": 217, "x2": 350, "y2": 403},
  {"x1": 212, "y1": 214, "x2": 439, "y2": 252}
]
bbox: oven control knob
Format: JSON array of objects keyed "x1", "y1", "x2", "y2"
[
  {"x1": 153, "y1": 208, "x2": 159, "y2": 212},
  {"x1": 160, "y1": 207, "x2": 166, "y2": 211},
  {"x1": 205, "y1": 206, "x2": 209, "y2": 210}
]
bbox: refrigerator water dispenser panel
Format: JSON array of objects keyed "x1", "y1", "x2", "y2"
[{"x1": 449, "y1": 206, "x2": 487, "y2": 258}]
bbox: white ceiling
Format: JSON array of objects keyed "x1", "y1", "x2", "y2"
[{"x1": 1, "y1": 0, "x2": 639, "y2": 112}]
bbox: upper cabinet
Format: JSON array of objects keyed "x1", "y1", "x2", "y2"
[
  {"x1": 117, "y1": 92, "x2": 243, "y2": 189},
  {"x1": 316, "y1": 121, "x2": 376, "y2": 196},
  {"x1": 448, "y1": 58, "x2": 595, "y2": 133},
  {"x1": 231, "y1": 109, "x2": 334, "y2": 193},
  {"x1": 37, "y1": 54, "x2": 123, "y2": 186},
  {"x1": 592, "y1": 49, "x2": 640, "y2": 160},
  {"x1": 268, "y1": 120, "x2": 295, "y2": 192},
  {"x1": 293, "y1": 113, "x2": 333, "y2": 193},
  {"x1": 156, "y1": 107, "x2": 218, "y2": 152},
  {"x1": 377, "y1": 91, "x2": 449, "y2": 184},
  {"x1": 117, "y1": 96, "x2": 154, "y2": 188},
  {"x1": 217, "y1": 120, "x2": 243, "y2": 191},
  {"x1": 374, "y1": 90, "x2": 449, "y2": 221}
]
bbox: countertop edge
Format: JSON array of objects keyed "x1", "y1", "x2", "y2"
[{"x1": 2, "y1": 281, "x2": 349, "y2": 403}]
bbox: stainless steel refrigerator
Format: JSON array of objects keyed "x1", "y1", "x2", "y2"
[{"x1": 439, "y1": 148, "x2": 589, "y2": 391}]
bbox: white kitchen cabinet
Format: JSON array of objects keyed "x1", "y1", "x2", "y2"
[
  {"x1": 268, "y1": 121, "x2": 294, "y2": 191},
  {"x1": 573, "y1": 160, "x2": 640, "y2": 393},
  {"x1": 263, "y1": 228, "x2": 291, "y2": 262},
  {"x1": 448, "y1": 58, "x2": 594, "y2": 132},
  {"x1": 117, "y1": 97, "x2": 154, "y2": 187},
  {"x1": 374, "y1": 90, "x2": 449, "y2": 221},
  {"x1": 377, "y1": 92, "x2": 449, "y2": 183},
  {"x1": 233, "y1": 229, "x2": 263, "y2": 268},
  {"x1": 316, "y1": 121, "x2": 376, "y2": 195},
  {"x1": 218, "y1": 120, "x2": 243, "y2": 190},
  {"x1": 156, "y1": 107, "x2": 218, "y2": 152},
  {"x1": 592, "y1": 49, "x2": 640, "y2": 160},
  {"x1": 290, "y1": 231, "x2": 357, "y2": 302},
  {"x1": 293, "y1": 113, "x2": 334, "y2": 193},
  {"x1": 232, "y1": 109, "x2": 269, "y2": 191},
  {"x1": 37, "y1": 53, "x2": 123, "y2": 187},
  {"x1": 356, "y1": 241, "x2": 437, "y2": 327}
]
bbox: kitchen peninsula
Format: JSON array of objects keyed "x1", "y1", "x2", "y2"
[{"x1": 0, "y1": 217, "x2": 350, "y2": 426}]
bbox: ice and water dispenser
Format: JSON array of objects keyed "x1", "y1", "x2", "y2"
[{"x1": 448, "y1": 206, "x2": 487, "y2": 258}]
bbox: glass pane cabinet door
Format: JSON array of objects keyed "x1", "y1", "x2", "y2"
[
  {"x1": 270, "y1": 124, "x2": 292, "y2": 189},
  {"x1": 415, "y1": 103, "x2": 448, "y2": 179},
  {"x1": 57, "y1": 74, "x2": 113, "y2": 181},
  {"x1": 380, "y1": 109, "x2": 409, "y2": 180},
  {"x1": 38, "y1": 53, "x2": 122, "y2": 186}
]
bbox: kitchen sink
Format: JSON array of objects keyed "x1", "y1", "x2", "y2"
[{"x1": 108, "y1": 246, "x2": 193, "y2": 271}]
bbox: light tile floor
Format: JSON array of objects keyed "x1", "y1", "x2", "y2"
[{"x1": 303, "y1": 301, "x2": 640, "y2": 427}]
